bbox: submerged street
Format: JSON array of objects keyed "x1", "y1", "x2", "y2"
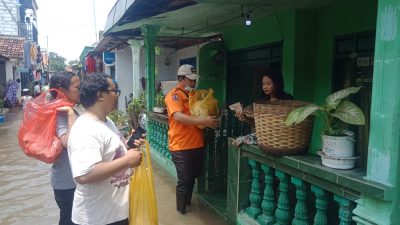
[{"x1": 0, "y1": 109, "x2": 226, "y2": 225}]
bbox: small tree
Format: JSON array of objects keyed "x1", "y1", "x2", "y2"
[{"x1": 49, "y1": 52, "x2": 67, "y2": 71}]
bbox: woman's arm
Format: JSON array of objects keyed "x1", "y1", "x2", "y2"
[{"x1": 57, "y1": 107, "x2": 78, "y2": 148}]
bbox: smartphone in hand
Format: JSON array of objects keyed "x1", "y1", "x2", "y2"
[{"x1": 127, "y1": 126, "x2": 146, "y2": 148}]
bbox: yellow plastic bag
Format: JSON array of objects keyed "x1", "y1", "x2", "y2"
[
  {"x1": 129, "y1": 140, "x2": 158, "y2": 225},
  {"x1": 189, "y1": 88, "x2": 219, "y2": 129}
]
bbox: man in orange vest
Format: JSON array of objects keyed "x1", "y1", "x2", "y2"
[{"x1": 165, "y1": 64, "x2": 219, "y2": 214}]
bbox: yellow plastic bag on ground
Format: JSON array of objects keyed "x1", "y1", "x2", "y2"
[
  {"x1": 129, "y1": 141, "x2": 158, "y2": 225},
  {"x1": 189, "y1": 88, "x2": 219, "y2": 129}
]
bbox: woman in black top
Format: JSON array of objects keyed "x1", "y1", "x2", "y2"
[
  {"x1": 258, "y1": 70, "x2": 293, "y2": 101},
  {"x1": 235, "y1": 70, "x2": 293, "y2": 120}
]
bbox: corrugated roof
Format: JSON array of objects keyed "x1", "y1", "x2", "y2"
[{"x1": 0, "y1": 36, "x2": 25, "y2": 59}]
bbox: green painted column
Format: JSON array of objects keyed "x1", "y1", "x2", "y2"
[
  {"x1": 353, "y1": 0, "x2": 400, "y2": 224},
  {"x1": 140, "y1": 25, "x2": 160, "y2": 111},
  {"x1": 366, "y1": 0, "x2": 400, "y2": 188},
  {"x1": 246, "y1": 159, "x2": 263, "y2": 219},
  {"x1": 291, "y1": 177, "x2": 309, "y2": 225},
  {"x1": 311, "y1": 185, "x2": 328, "y2": 225},
  {"x1": 274, "y1": 171, "x2": 291, "y2": 225},
  {"x1": 334, "y1": 195, "x2": 354, "y2": 225},
  {"x1": 257, "y1": 164, "x2": 276, "y2": 225}
]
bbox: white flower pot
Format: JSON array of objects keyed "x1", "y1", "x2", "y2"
[
  {"x1": 322, "y1": 132, "x2": 355, "y2": 158},
  {"x1": 318, "y1": 151, "x2": 359, "y2": 170}
]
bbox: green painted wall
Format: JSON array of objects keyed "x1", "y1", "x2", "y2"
[
  {"x1": 222, "y1": 9, "x2": 296, "y2": 94},
  {"x1": 198, "y1": 41, "x2": 227, "y2": 108},
  {"x1": 293, "y1": 10, "x2": 317, "y2": 101},
  {"x1": 309, "y1": 0, "x2": 378, "y2": 154},
  {"x1": 221, "y1": 0, "x2": 378, "y2": 155}
]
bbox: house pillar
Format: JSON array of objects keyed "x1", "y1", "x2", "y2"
[
  {"x1": 128, "y1": 39, "x2": 144, "y2": 98},
  {"x1": 353, "y1": 0, "x2": 400, "y2": 224},
  {"x1": 140, "y1": 25, "x2": 159, "y2": 111}
]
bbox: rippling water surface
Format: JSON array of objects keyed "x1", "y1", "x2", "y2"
[{"x1": 0, "y1": 109, "x2": 58, "y2": 225}]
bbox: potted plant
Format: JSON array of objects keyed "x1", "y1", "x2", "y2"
[
  {"x1": 285, "y1": 87, "x2": 365, "y2": 169},
  {"x1": 108, "y1": 109, "x2": 129, "y2": 136},
  {"x1": 153, "y1": 92, "x2": 166, "y2": 114},
  {"x1": 127, "y1": 93, "x2": 146, "y2": 129}
]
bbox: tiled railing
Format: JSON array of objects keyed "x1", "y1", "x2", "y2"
[{"x1": 227, "y1": 139, "x2": 388, "y2": 225}]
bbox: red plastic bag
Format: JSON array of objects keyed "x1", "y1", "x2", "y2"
[{"x1": 18, "y1": 89, "x2": 74, "y2": 164}]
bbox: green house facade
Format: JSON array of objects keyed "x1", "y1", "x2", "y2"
[{"x1": 102, "y1": 0, "x2": 400, "y2": 224}]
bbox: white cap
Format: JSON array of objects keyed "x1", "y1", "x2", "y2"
[{"x1": 177, "y1": 64, "x2": 198, "y2": 80}]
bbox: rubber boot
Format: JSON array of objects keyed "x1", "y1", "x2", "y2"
[{"x1": 176, "y1": 193, "x2": 187, "y2": 214}]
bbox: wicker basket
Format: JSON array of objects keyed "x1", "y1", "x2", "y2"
[
  {"x1": 243, "y1": 105, "x2": 255, "y2": 130},
  {"x1": 253, "y1": 101, "x2": 314, "y2": 155}
]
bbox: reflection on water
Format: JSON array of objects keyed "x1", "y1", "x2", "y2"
[{"x1": 0, "y1": 109, "x2": 58, "y2": 225}]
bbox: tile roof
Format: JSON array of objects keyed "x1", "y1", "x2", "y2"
[{"x1": 0, "y1": 36, "x2": 25, "y2": 59}]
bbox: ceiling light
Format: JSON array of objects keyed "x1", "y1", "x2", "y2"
[{"x1": 245, "y1": 14, "x2": 252, "y2": 26}]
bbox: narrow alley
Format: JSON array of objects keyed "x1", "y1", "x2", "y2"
[{"x1": 0, "y1": 109, "x2": 227, "y2": 225}]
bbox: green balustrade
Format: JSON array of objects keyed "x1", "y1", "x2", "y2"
[
  {"x1": 334, "y1": 195, "x2": 353, "y2": 225},
  {"x1": 257, "y1": 164, "x2": 276, "y2": 225},
  {"x1": 274, "y1": 171, "x2": 291, "y2": 225},
  {"x1": 291, "y1": 177, "x2": 309, "y2": 225},
  {"x1": 246, "y1": 159, "x2": 263, "y2": 219},
  {"x1": 311, "y1": 185, "x2": 328, "y2": 225}
]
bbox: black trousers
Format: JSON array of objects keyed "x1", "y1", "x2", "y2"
[
  {"x1": 170, "y1": 148, "x2": 204, "y2": 210},
  {"x1": 54, "y1": 188, "x2": 76, "y2": 225}
]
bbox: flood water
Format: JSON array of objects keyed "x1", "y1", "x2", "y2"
[
  {"x1": 0, "y1": 109, "x2": 59, "y2": 224},
  {"x1": 0, "y1": 109, "x2": 226, "y2": 225}
]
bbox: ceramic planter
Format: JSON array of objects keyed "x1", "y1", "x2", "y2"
[
  {"x1": 318, "y1": 151, "x2": 359, "y2": 170},
  {"x1": 322, "y1": 132, "x2": 355, "y2": 158},
  {"x1": 153, "y1": 107, "x2": 166, "y2": 114}
]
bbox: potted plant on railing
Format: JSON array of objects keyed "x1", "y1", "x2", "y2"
[
  {"x1": 285, "y1": 87, "x2": 365, "y2": 169},
  {"x1": 153, "y1": 92, "x2": 166, "y2": 114},
  {"x1": 127, "y1": 93, "x2": 146, "y2": 129}
]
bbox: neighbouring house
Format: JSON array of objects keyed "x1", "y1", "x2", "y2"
[
  {"x1": 0, "y1": 36, "x2": 24, "y2": 98},
  {"x1": 0, "y1": 0, "x2": 45, "y2": 97}
]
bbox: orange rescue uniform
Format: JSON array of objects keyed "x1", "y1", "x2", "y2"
[{"x1": 165, "y1": 84, "x2": 203, "y2": 151}]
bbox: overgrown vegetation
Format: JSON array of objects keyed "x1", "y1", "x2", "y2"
[
  {"x1": 127, "y1": 93, "x2": 146, "y2": 128},
  {"x1": 108, "y1": 110, "x2": 128, "y2": 127},
  {"x1": 155, "y1": 92, "x2": 166, "y2": 108}
]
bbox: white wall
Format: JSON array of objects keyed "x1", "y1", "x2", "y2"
[
  {"x1": 139, "y1": 44, "x2": 203, "y2": 83},
  {"x1": 104, "y1": 64, "x2": 111, "y2": 75},
  {"x1": 5, "y1": 61, "x2": 13, "y2": 82},
  {"x1": 115, "y1": 47, "x2": 133, "y2": 111}
]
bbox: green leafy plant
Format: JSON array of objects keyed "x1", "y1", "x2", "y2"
[
  {"x1": 127, "y1": 93, "x2": 146, "y2": 128},
  {"x1": 108, "y1": 110, "x2": 128, "y2": 127},
  {"x1": 127, "y1": 93, "x2": 146, "y2": 115},
  {"x1": 285, "y1": 87, "x2": 365, "y2": 136},
  {"x1": 155, "y1": 92, "x2": 166, "y2": 108}
]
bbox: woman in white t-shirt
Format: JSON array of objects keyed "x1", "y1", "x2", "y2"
[{"x1": 68, "y1": 73, "x2": 143, "y2": 225}]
